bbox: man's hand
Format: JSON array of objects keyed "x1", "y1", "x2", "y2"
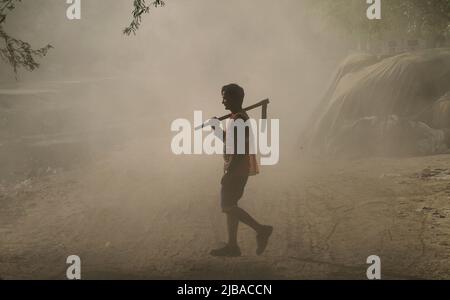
[
  {"x1": 210, "y1": 117, "x2": 219, "y2": 131},
  {"x1": 209, "y1": 117, "x2": 225, "y2": 142}
]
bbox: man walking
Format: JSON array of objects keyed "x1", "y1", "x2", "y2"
[{"x1": 210, "y1": 84, "x2": 273, "y2": 257}]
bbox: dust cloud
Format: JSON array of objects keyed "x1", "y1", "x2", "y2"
[
  {"x1": 6, "y1": 1, "x2": 436, "y2": 280},
  {"x1": 1, "y1": 0, "x2": 348, "y2": 183}
]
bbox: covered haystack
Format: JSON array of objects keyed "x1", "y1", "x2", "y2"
[
  {"x1": 431, "y1": 92, "x2": 450, "y2": 129},
  {"x1": 304, "y1": 48, "x2": 450, "y2": 157}
]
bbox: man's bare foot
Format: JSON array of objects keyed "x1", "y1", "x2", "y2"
[
  {"x1": 256, "y1": 225, "x2": 273, "y2": 256},
  {"x1": 210, "y1": 244, "x2": 241, "y2": 257}
]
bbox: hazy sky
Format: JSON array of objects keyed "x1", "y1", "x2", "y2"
[{"x1": 1, "y1": 0, "x2": 351, "y2": 146}]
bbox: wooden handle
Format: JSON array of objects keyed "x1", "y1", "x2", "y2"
[{"x1": 195, "y1": 99, "x2": 270, "y2": 130}]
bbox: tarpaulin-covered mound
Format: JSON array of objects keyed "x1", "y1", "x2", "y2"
[{"x1": 304, "y1": 48, "x2": 450, "y2": 157}]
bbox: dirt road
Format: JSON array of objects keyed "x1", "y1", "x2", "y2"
[{"x1": 1, "y1": 138, "x2": 449, "y2": 279}]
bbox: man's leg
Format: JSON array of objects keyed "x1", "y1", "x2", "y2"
[
  {"x1": 209, "y1": 185, "x2": 242, "y2": 257},
  {"x1": 211, "y1": 175, "x2": 273, "y2": 256},
  {"x1": 229, "y1": 206, "x2": 263, "y2": 233},
  {"x1": 210, "y1": 209, "x2": 241, "y2": 257},
  {"x1": 226, "y1": 211, "x2": 239, "y2": 247},
  {"x1": 229, "y1": 206, "x2": 273, "y2": 256}
]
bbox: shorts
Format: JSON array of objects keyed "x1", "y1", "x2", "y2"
[{"x1": 220, "y1": 173, "x2": 249, "y2": 212}]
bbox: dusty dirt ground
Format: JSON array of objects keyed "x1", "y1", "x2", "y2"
[{"x1": 1, "y1": 136, "x2": 450, "y2": 280}]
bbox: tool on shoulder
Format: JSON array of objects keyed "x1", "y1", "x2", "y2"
[{"x1": 195, "y1": 98, "x2": 270, "y2": 131}]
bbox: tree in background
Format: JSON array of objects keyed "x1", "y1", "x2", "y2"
[
  {"x1": 0, "y1": 0, "x2": 52, "y2": 75},
  {"x1": 1, "y1": 0, "x2": 449, "y2": 75},
  {"x1": 308, "y1": 0, "x2": 450, "y2": 50},
  {"x1": 1, "y1": 0, "x2": 165, "y2": 75},
  {"x1": 124, "y1": 0, "x2": 449, "y2": 48}
]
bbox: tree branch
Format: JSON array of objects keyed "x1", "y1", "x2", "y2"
[
  {"x1": 0, "y1": 0, "x2": 52, "y2": 76},
  {"x1": 123, "y1": 0, "x2": 165, "y2": 36}
]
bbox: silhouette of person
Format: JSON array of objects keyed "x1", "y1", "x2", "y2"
[{"x1": 210, "y1": 84, "x2": 273, "y2": 257}]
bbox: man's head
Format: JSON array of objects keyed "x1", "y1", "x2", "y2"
[{"x1": 222, "y1": 84, "x2": 245, "y2": 112}]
